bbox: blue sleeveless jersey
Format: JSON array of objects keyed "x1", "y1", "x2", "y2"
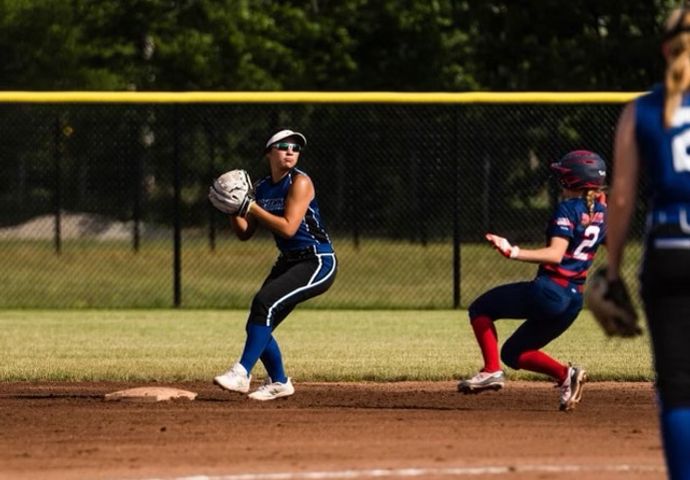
[
  {"x1": 636, "y1": 84, "x2": 690, "y2": 228},
  {"x1": 254, "y1": 168, "x2": 333, "y2": 254},
  {"x1": 537, "y1": 197, "x2": 607, "y2": 288}
]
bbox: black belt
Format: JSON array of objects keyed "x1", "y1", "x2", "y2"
[{"x1": 279, "y1": 247, "x2": 319, "y2": 261}]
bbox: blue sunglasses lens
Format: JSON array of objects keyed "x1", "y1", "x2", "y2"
[{"x1": 274, "y1": 142, "x2": 301, "y2": 152}]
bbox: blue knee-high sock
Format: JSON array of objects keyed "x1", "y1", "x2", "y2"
[
  {"x1": 260, "y1": 336, "x2": 287, "y2": 383},
  {"x1": 239, "y1": 323, "x2": 273, "y2": 374},
  {"x1": 661, "y1": 406, "x2": 690, "y2": 480}
]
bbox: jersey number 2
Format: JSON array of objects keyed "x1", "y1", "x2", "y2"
[{"x1": 572, "y1": 225, "x2": 600, "y2": 261}]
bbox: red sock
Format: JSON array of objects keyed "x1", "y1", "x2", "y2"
[
  {"x1": 470, "y1": 315, "x2": 500, "y2": 372},
  {"x1": 516, "y1": 350, "x2": 568, "y2": 383}
]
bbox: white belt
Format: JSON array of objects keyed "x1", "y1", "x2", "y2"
[
  {"x1": 647, "y1": 207, "x2": 690, "y2": 233},
  {"x1": 654, "y1": 238, "x2": 690, "y2": 249}
]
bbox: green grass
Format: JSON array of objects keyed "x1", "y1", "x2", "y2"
[
  {"x1": 0, "y1": 309, "x2": 653, "y2": 382},
  {"x1": 0, "y1": 237, "x2": 644, "y2": 309}
]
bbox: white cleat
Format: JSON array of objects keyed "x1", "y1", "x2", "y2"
[
  {"x1": 213, "y1": 362, "x2": 251, "y2": 393},
  {"x1": 248, "y1": 377, "x2": 295, "y2": 401},
  {"x1": 458, "y1": 370, "x2": 505, "y2": 394},
  {"x1": 559, "y1": 365, "x2": 587, "y2": 412}
]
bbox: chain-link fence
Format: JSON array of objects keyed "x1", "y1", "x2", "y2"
[{"x1": 0, "y1": 93, "x2": 645, "y2": 309}]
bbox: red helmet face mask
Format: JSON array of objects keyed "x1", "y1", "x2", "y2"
[{"x1": 550, "y1": 150, "x2": 607, "y2": 190}]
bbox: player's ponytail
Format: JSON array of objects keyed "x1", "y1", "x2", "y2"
[
  {"x1": 584, "y1": 190, "x2": 606, "y2": 225},
  {"x1": 663, "y1": 8, "x2": 690, "y2": 128}
]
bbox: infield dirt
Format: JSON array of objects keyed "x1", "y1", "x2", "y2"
[{"x1": 0, "y1": 381, "x2": 664, "y2": 480}]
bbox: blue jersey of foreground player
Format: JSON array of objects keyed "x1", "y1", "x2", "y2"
[
  {"x1": 254, "y1": 168, "x2": 333, "y2": 254},
  {"x1": 636, "y1": 84, "x2": 690, "y2": 227},
  {"x1": 538, "y1": 197, "x2": 607, "y2": 290}
]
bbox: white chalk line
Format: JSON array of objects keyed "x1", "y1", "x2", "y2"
[{"x1": 133, "y1": 463, "x2": 665, "y2": 480}]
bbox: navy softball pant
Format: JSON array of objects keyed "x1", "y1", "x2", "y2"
[
  {"x1": 248, "y1": 252, "x2": 337, "y2": 328},
  {"x1": 468, "y1": 275, "x2": 583, "y2": 369},
  {"x1": 641, "y1": 243, "x2": 690, "y2": 407}
]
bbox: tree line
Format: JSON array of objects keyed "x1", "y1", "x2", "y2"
[{"x1": 0, "y1": 0, "x2": 676, "y2": 92}]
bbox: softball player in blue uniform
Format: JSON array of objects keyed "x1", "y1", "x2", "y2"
[
  {"x1": 607, "y1": 7, "x2": 690, "y2": 478},
  {"x1": 214, "y1": 129, "x2": 337, "y2": 401},
  {"x1": 459, "y1": 150, "x2": 607, "y2": 412}
]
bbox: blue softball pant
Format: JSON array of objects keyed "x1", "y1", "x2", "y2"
[{"x1": 468, "y1": 275, "x2": 583, "y2": 369}]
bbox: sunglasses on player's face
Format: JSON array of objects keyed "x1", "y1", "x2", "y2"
[{"x1": 273, "y1": 142, "x2": 302, "y2": 152}]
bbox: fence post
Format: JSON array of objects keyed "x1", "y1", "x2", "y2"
[
  {"x1": 53, "y1": 115, "x2": 62, "y2": 256},
  {"x1": 351, "y1": 151, "x2": 360, "y2": 250},
  {"x1": 133, "y1": 131, "x2": 143, "y2": 253},
  {"x1": 453, "y1": 109, "x2": 461, "y2": 308},
  {"x1": 205, "y1": 122, "x2": 216, "y2": 252},
  {"x1": 482, "y1": 155, "x2": 491, "y2": 233},
  {"x1": 172, "y1": 107, "x2": 182, "y2": 308}
]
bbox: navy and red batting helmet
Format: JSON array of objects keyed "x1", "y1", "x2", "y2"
[{"x1": 550, "y1": 150, "x2": 607, "y2": 190}]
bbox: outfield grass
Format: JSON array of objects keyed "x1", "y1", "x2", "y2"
[
  {"x1": 0, "y1": 237, "x2": 643, "y2": 309},
  {"x1": 0, "y1": 309, "x2": 653, "y2": 382}
]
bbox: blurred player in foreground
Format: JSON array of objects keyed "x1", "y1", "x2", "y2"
[
  {"x1": 605, "y1": 7, "x2": 690, "y2": 478},
  {"x1": 211, "y1": 129, "x2": 337, "y2": 401},
  {"x1": 458, "y1": 150, "x2": 607, "y2": 412}
]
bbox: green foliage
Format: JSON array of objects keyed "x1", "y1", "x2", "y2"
[
  {"x1": 0, "y1": 2, "x2": 82, "y2": 89},
  {"x1": 0, "y1": 0, "x2": 681, "y2": 91}
]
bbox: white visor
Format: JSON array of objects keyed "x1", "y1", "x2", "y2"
[{"x1": 264, "y1": 129, "x2": 307, "y2": 149}]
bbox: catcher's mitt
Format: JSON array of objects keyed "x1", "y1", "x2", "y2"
[
  {"x1": 585, "y1": 266, "x2": 642, "y2": 338},
  {"x1": 208, "y1": 169, "x2": 254, "y2": 216}
]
